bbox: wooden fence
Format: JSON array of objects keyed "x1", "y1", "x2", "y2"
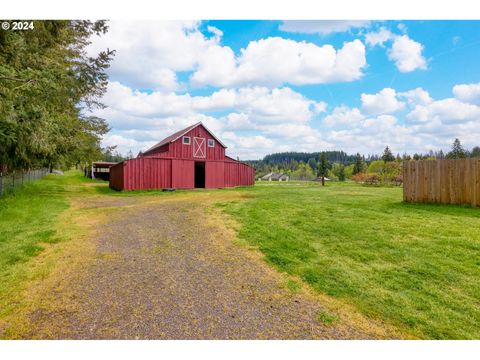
[{"x1": 403, "y1": 158, "x2": 480, "y2": 206}]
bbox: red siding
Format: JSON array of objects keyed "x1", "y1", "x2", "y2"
[
  {"x1": 109, "y1": 123, "x2": 255, "y2": 191},
  {"x1": 145, "y1": 125, "x2": 225, "y2": 160},
  {"x1": 109, "y1": 162, "x2": 124, "y2": 190},
  {"x1": 205, "y1": 161, "x2": 225, "y2": 188},
  {"x1": 121, "y1": 158, "x2": 171, "y2": 190},
  {"x1": 171, "y1": 159, "x2": 194, "y2": 189}
]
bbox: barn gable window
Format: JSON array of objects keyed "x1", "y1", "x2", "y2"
[
  {"x1": 182, "y1": 136, "x2": 191, "y2": 145},
  {"x1": 207, "y1": 139, "x2": 215, "y2": 148}
]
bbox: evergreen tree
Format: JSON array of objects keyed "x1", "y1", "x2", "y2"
[
  {"x1": 317, "y1": 152, "x2": 330, "y2": 186},
  {"x1": 353, "y1": 153, "x2": 363, "y2": 175},
  {"x1": 0, "y1": 20, "x2": 115, "y2": 171},
  {"x1": 446, "y1": 138, "x2": 466, "y2": 159},
  {"x1": 470, "y1": 146, "x2": 480, "y2": 158},
  {"x1": 382, "y1": 146, "x2": 395, "y2": 163},
  {"x1": 307, "y1": 157, "x2": 317, "y2": 171},
  {"x1": 338, "y1": 164, "x2": 346, "y2": 181}
]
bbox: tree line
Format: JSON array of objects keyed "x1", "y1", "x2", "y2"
[
  {"x1": 249, "y1": 138, "x2": 480, "y2": 183},
  {"x1": 0, "y1": 20, "x2": 114, "y2": 174}
]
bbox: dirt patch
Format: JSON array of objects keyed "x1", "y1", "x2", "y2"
[{"x1": 18, "y1": 193, "x2": 402, "y2": 339}]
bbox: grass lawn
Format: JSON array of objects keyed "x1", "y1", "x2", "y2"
[
  {"x1": 222, "y1": 181, "x2": 480, "y2": 339},
  {"x1": 0, "y1": 172, "x2": 106, "y2": 324}
]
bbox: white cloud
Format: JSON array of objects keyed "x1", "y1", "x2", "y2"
[
  {"x1": 364, "y1": 29, "x2": 427, "y2": 73},
  {"x1": 90, "y1": 21, "x2": 368, "y2": 90},
  {"x1": 407, "y1": 98, "x2": 480, "y2": 123},
  {"x1": 323, "y1": 106, "x2": 365, "y2": 126},
  {"x1": 88, "y1": 21, "x2": 221, "y2": 91},
  {"x1": 361, "y1": 88, "x2": 405, "y2": 115},
  {"x1": 279, "y1": 20, "x2": 370, "y2": 35},
  {"x1": 365, "y1": 27, "x2": 393, "y2": 47},
  {"x1": 387, "y1": 35, "x2": 427, "y2": 72},
  {"x1": 453, "y1": 82, "x2": 480, "y2": 105},
  {"x1": 399, "y1": 88, "x2": 433, "y2": 106},
  {"x1": 191, "y1": 37, "x2": 367, "y2": 87},
  {"x1": 100, "y1": 81, "x2": 323, "y2": 125}
]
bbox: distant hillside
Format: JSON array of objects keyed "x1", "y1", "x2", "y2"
[{"x1": 262, "y1": 151, "x2": 356, "y2": 165}]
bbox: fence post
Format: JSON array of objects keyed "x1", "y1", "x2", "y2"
[
  {"x1": 12, "y1": 171, "x2": 15, "y2": 189},
  {"x1": 0, "y1": 172, "x2": 3, "y2": 196}
]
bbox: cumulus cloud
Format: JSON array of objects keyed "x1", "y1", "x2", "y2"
[
  {"x1": 365, "y1": 27, "x2": 393, "y2": 47},
  {"x1": 364, "y1": 29, "x2": 427, "y2": 73},
  {"x1": 279, "y1": 20, "x2": 370, "y2": 35},
  {"x1": 191, "y1": 38, "x2": 367, "y2": 87},
  {"x1": 398, "y1": 88, "x2": 433, "y2": 106},
  {"x1": 89, "y1": 21, "x2": 368, "y2": 90},
  {"x1": 100, "y1": 81, "x2": 323, "y2": 125},
  {"x1": 387, "y1": 35, "x2": 427, "y2": 72},
  {"x1": 361, "y1": 88, "x2": 405, "y2": 115},
  {"x1": 407, "y1": 98, "x2": 480, "y2": 123},
  {"x1": 87, "y1": 21, "x2": 220, "y2": 91},
  {"x1": 453, "y1": 82, "x2": 480, "y2": 105},
  {"x1": 323, "y1": 106, "x2": 365, "y2": 126}
]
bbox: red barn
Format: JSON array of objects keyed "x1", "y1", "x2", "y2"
[{"x1": 109, "y1": 122, "x2": 255, "y2": 191}]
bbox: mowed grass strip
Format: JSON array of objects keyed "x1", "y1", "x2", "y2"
[
  {"x1": 222, "y1": 182, "x2": 480, "y2": 339},
  {"x1": 0, "y1": 172, "x2": 100, "y2": 321}
]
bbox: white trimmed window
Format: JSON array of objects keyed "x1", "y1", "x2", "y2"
[
  {"x1": 183, "y1": 136, "x2": 191, "y2": 145},
  {"x1": 207, "y1": 139, "x2": 215, "y2": 148}
]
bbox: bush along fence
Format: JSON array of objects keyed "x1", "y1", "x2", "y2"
[
  {"x1": 0, "y1": 168, "x2": 49, "y2": 197},
  {"x1": 403, "y1": 158, "x2": 480, "y2": 207}
]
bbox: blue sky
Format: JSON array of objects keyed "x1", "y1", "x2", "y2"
[{"x1": 87, "y1": 20, "x2": 480, "y2": 159}]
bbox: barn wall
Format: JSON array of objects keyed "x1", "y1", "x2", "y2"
[
  {"x1": 121, "y1": 158, "x2": 172, "y2": 190},
  {"x1": 109, "y1": 162, "x2": 125, "y2": 190},
  {"x1": 171, "y1": 159, "x2": 194, "y2": 189},
  {"x1": 224, "y1": 161, "x2": 255, "y2": 187},
  {"x1": 205, "y1": 161, "x2": 225, "y2": 188},
  {"x1": 163, "y1": 126, "x2": 225, "y2": 160}
]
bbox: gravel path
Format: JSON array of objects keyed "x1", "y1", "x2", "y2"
[{"x1": 27, "y1": 195, "x2": 383, "y2": 339}]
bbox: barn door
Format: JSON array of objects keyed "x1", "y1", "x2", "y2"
[{"x1": 193, "y1": 137, "x2": 206, "y2": 158}]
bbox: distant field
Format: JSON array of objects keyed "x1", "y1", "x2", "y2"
[{"x1": 222, "y1": 181, "x2": 480, "y2": 339}]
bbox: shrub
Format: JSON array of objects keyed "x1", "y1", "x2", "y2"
[{"x1": 351, "y1": 173, "x2": 381, "y2": 185}]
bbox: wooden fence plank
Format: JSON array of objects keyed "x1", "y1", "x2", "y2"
[{"x1": 403, "y1": 158, "x2": 480, "y2": 207}]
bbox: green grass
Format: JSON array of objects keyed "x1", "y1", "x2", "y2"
[
  {"x1": 0, "y1": 171, "x2": 102, "y2": 317},
  {"x1": 222, "y1": 181, "x2": 480, "y2": 339}
]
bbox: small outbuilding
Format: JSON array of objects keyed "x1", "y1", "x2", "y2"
[
  {"x1": 85, "y1": 161, "x2": 118, "y2": 181},
  {"x1": 260, "y1": 172, "x2": 290, "y2": 182},
  {"x1": 109, "y1": 122, "x2": 255, "y2": 191}
]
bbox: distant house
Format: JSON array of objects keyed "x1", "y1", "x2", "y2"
[{"x1": 260, "y1": 172, "x2": 290, "y2": 182}]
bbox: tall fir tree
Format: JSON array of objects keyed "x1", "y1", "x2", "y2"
[
  {"x1": 446, "y1": 138, "x2": 466, "y2": 159},
  {"x1": 353, "y1": 152, "x2": 363, "y2": 175},
  {"x1": 317, "y1": 152, "x2": 329, "y2": 186},
  {"x1": 382, "y1": 146, "x2": 395, "y2": 163}
]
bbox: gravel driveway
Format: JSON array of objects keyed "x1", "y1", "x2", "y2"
[{"x1": 26, "y1": 194, "x2": 390, "y2": 339}]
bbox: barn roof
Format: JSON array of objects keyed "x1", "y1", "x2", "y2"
[{"x1": 143, "y1": 122, "x2": 227, "y2": 155}]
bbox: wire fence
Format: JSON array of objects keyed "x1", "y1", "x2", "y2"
[{"x1": 0, "y1": 168, "x2": 49, "y2": 197}]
